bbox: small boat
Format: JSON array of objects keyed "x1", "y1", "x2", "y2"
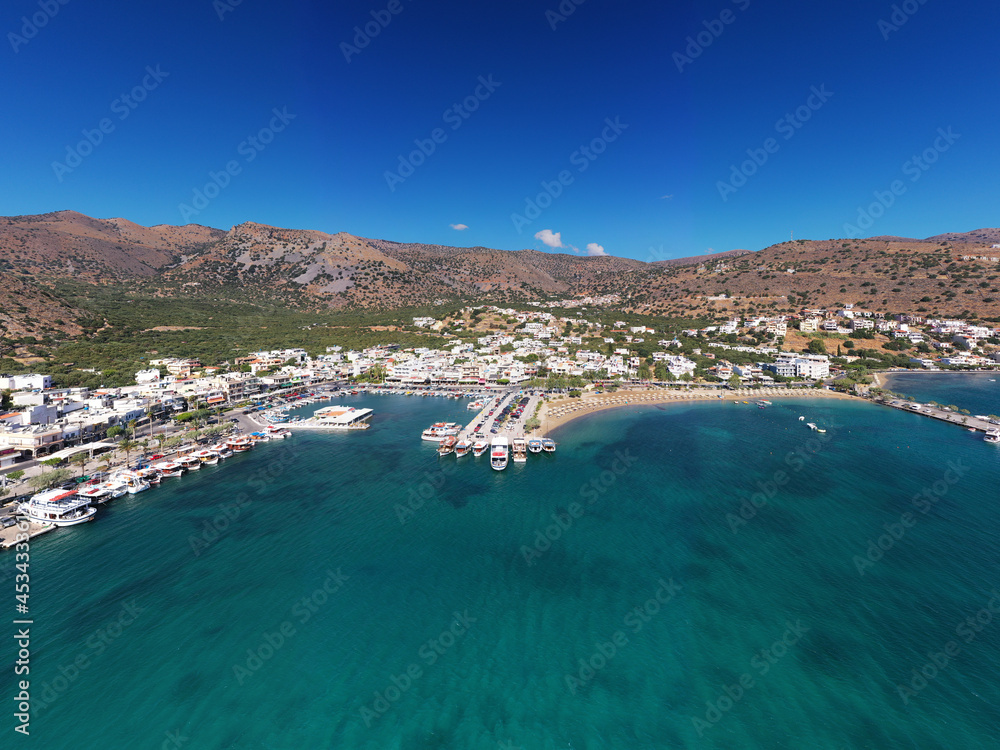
[
  {"x1": 117, "y1": 471, "x2": 150, "y2": 494},
  {"x1": 527, "y1": 439, "x2": 543, "y2": 453},
  {"x1": 152, "y1": 460, "x2": 185, "y2": 478},
  {"x1": 227, "y1": 436, "x2": 253, "y2": 453},
  {"x1": 985, "y1": 430, "x2": 1000, "y2": 444},
  {"x1": 798, "y1": 416, "x2": 805, "y2": 421},
  {"x1": 97, "y1": 478, "x2": 128, "y2": 498},
  {"x1": 490, "y1": 436, "x2": 508, "y2": 470},
  {"x1": 455, "y1": 439, "x2": 471, "y2": 457},
  {"x1": 18, "y1": 489, "x2": 96, "y2": 526},
  {"x1": 541, "y1": 438, "x2": 556, "y2": 453},
  {"x1": 75, "y1": 484, "x2": 112, "y2": 504},
  {"x1": 438, "y1": 436, "x2": 457, "y2": 456},
  {"x1": 192, "y1": 449, "x2": 220, "y2": 465},
  {"x1": 472, "y1": 439, "x2": 489, "y2": 457},
  {"x1": 422, "y1": 422, "x2": 461, "y2": 442},
  {"x1": 135, "y1": 467, "x2": 161, "y2": 485},
  {"x1": 210, "y1": 444, "x2": 234, "y2": 459},
  {"x1": 512, "y1": 437, "x2": 527, "y2": 463},
  {"x1": 178, "y1": 455, "x2": 202, "y2": 471},
  {"x1": 806, "y1": 422, "x2": 818, "y2": 431}
]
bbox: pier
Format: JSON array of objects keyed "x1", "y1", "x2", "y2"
[
  {"x1": 457, "y1": 390, "x2": 541, "y2": 442},
  {"x1": 878, "y1": 397, "x2": 999, "y2": 433}
]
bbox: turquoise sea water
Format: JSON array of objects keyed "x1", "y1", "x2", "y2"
[
  {"x1": 12, "y1": 394, "x2": 1000, "y2": 749},
  {"x1": 882, "y1": 370, "x2": 1000, "y2": 417}
]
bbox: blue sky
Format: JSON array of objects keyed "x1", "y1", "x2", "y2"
[{"x1": 3, "y1": 0, "x2": 998, "y2": 260}]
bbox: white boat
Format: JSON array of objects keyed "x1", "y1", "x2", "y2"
[
  {"x1": 211, "y1": 444, "x2": 234, "y2": 459},
  {"x1": 421, "y1": 422, "x2": 461, "y2": 442},
  {"x1": 117, "y1": 471, "x2": 150, "y2": 494},
  {"x1": 472, "y1": 439, "x2": 488, "y2": 457},
  {"x1": 527, "y1": 439, "x2": 543, "y2": 454},
  {"x1": 191, "y1": 449, "x2": 220, "y2": 465},
  {"x1": 455, "y1": 439, "x2": 471, "y2": 457},
  {"x1": 152, "y1": 460, "x2": 185, "y2": 477},
  {"x1": 97, "y1": 478, "x2": 128, "y2": 498},
  {"x1": 226, "y1": 436, "x2": 253, "y2": 453},
  {"x1": 542, "y1": 438, "x2": 556, "y2": 453},
  {"x1": 806, "y1": 422, "x2": 818, "y2": 431},
  {"x1": 18, "y1": 489, "x2": 97, "y2": 526},
  {"x1": 178, "y1": 455, "x2": 202, "y2": 471},
  {"x1": 798, "y1": 416, "x2": 805, "y2": 421},
  {"x1": 75, "y1": 484, "x2": 112, "y2": 504},
  {"x1": 490, "y1": 437, "x2": 508, "y2": 471},
  {"x1": 986, "y1": 430, "x2": 1000, "y2": 444},
  {"x1": 512, "y1": 437, "x2": 527, "y2": 463}
]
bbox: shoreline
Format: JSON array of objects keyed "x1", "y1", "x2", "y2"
[{"x1": 539, "y1": 387, "x2": 858, "y2": 437}]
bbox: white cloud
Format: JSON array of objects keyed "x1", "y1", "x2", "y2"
[
  {"x1": 660, "y1": 194, "x2": 674, "y2": 200},
  {"x1": 534, "y1": 229, "x2": 566, "y2": 249},
  {"x1": 586, "y1": 243, "x2": 607, "y2": 256},
  {"x1": 449, "y1": 223, "x2": 468, "y2": 231}
]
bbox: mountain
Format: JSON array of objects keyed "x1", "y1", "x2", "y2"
[{"x1": 3, "y1": 211, "x2": 1000, "y2": 347}]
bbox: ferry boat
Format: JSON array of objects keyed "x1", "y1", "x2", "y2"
[
  {"x1": 152, "y1": 460, "x2": 185, "y2": 477},
  {"x1": 438, "y1": 436, "x2": 457, "y2": 456},
  {"x1": 455, "y1": 439, "x2": 471, "y2": 457},
  {"x1": 421, "y1": 422, "x2": 461, "y2": 442},
  {"x1": 527, "y1": 438, "x2": 543, "y2": 454},
  {"x1": 541, "y1": 438, "x2": 556, "y2": 453},
  {"x1": 986, "y1": 429, "x2": 1000, "y2": 444},
  {"x1": 18, "y1": 489, "x2": 97, "y2": 526},
  {"x1": 472, "y1": 438, "x2": 489, "y2": 457},
  {"x1": 490, "y1": 436, "x2": 508, "y2": 471},
  {"x1": 512, "y1": 437, "x2": 527, "y2": 463}
]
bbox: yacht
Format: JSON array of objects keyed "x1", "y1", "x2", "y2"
[
  {"x1": 18, "y1": 489, "x2": 97, "y2": 526},
  {"x1": 455, "y1": 439, "x2": 471, "y2": 457},
  {"x1": 541, "y1": 438, "x2": 556, "y2": 453},
  {"x1": 490, "y1": 436, "x2": 508, "y2": 471},
  {"x1": 527, "y1": 438, "x2": 543, "y2": 454},
  {"x1": 438, "y1": 436, "x2": 457, "y2": 456}
]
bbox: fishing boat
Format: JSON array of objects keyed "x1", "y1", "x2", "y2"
[
  {"x1": 455, "y1": 439, "x2": 471, "y2": 457},
  {"x1": 541, "y1": 438, "x2": 556, "y2": 453},
  {"x1": 18, "y1": 489, "x2": 97, "y2": 526},
  {"x1": 438, "y1": 436, "x2": 457, "y2": 456},
  {"x1": 512, "y1": 437, "x2": 528, "y2": 463},
  {"x1": 490, "y1": 436, "x2": 508, "y2": 471},
  {"x1": 472, "y1": 438, "x2": 489, "y2": 457},
  {"x1": 527, "y1": 438, "x2": 543, "y2": 454}
]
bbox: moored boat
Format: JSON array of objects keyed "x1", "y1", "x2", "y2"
[
  {"x1": 527, "y1": 438, "x2": 542, "y2": 454},
  {"x1": 986, "y1": 429, "x2": 1000, "y2": 444},
  {"x1": 512, "y1": 437, "x2": 527, "y2": 463},
  {"x1": 18, "y1": 489, "x2": 97, "y2": 526},
  {"x1": 421, "y1": 422, "x2": 461, "y2": 442},
  {"x1": 152, "y1": 460, "x2": 185, "y2": 477},
  {"x1": 75, "y1": 484, "x2": 112, "y2": 504},
  {"x1": 472, "y1": 438, "x2": 488, "y2": 457},
  {"x1": 178, "y1": 454, "x2": 202, "y2": 471},
  {"x1": 541, "y1": 438, "x2": 556, "y2": 453},
  {"x1": 455, "y1": 439, "x2": 471, "y2": 457},
  {"x1": 438, "y1": 436, "x2": 457, "y2": 456},
  {"x1": 490, "y1": 436, "x2": 508, "y2": 471}
]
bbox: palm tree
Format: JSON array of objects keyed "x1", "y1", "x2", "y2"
[
  {"x1": 127, "y1": 419, "x2": 138, "y2": 439},
  {"x1": 69, "y1": 452, "x2": 89, "y2": 478},
  {"x1": 118, "y1": 439, "x2": 138, "y2": 468},
  {"x1": 155, "y1": 434, "x2": 166, "y2": 454}
]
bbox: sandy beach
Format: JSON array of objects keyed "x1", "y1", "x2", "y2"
[{"x1": 538, "y1": 387, "x2": 858, "y2": 436}]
